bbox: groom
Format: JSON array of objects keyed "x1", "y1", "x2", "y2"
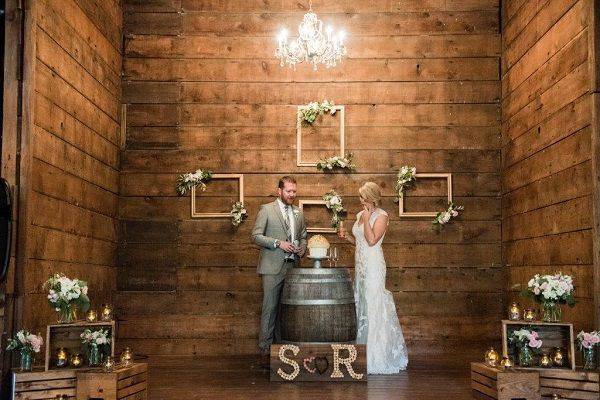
[{"x1": 251, "y1": 176, "x2": 307, "y2": 364}]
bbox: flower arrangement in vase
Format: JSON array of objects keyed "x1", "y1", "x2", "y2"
[
  {"x1": 81, "y1": 328, "x2": 111, "y2": 367},
  {"x1": 510, "y1": 329, "x2": 542, "y2": 367},
  {"x1": 522, "y1": 273, "x2": 576, "y2": 322},
  {"x1": 44, "y1": 274, "x2": 90, "y2": 324},
  {"x1": 577, "y1": 331, "x2": 600, "y2": 370},
  {"x1": 6, "y1": 330, "x2": 43, "y2": 371}
]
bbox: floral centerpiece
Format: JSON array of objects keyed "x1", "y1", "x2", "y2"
[
  {"x1": 231, "y1": 201, "x2": 248, "y2": 227},
  {"x1": 323, "y1": 190, "x2": 346, "y2": 230},
  {"x1": 432, "y1": 202, "x2": 464, "y2": 229},
  {"x1": 510, "y1": 329, "x2": 542, "y2": 367},
  {"x1": 394, "y1": 165, "x2": 417, "y2": 200},
  {"x1": 316, "y1": 153, "x2": 356, "y2": 172},
  {"x1": 522, "y1": 273, "x2": 576, "y2": 322},
  {"x1": 298, "y1": 100, "x2": 336, "y2": 124},
  {"x1": 577, "y1": 331, "x2": 600, "y2": 370},
  {"x1": 44, "y1": 274, "x2": 90, "y2": 324},
  {"x1": 6, "y1": 330, "x2": 43, "y2": 371},
  {"x1": 176, "y1": 169, "x2": 213, "y2": 195},
  {"x1": 81, "y1": 328, "x2": 111, "y2": 367}
]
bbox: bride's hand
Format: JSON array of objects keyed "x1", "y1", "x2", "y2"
[{"x1": 361, "y1": 205, "x2": 373, "y2": 222}]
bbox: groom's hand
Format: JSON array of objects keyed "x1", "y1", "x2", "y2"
[
  {"x1": 296, "y1": 245, "x2": 306, "y2": 257},
  {"x1": 279, "y1": 241, "x2": 296, "y2": 253}
]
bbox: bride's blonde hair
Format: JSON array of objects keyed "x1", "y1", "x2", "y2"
[{"x1": 359, "y1": 182, "x2": 381, "y2": 207}]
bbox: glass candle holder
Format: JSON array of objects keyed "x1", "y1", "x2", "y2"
[
  {"x1": 500, "y1": 356, "x2": 514, "y2": 369},
  {"x1": 484, "y1": 347, "x2": 500, "y2": 367},
  {"x1": 86, "y1": 309, "x2": 98, "y2": 323},
  {"x1": 120, "y1": 347, "x2": 133, "y2": 367},
  {"x1": 56, "y1": 347, "x2": 69, "y2": 368},
  {"x1": 552, "y1": 347, "x2": 565, "y2": 367},
  {"x1": 523, "y1": 308, "x2": 536, "y2": 322},
  {"x1": 103, "y1": 356, "x2": 116, "y2": 372},
  {"x1": 540, "y1": 352, "x2": 552, "y2": 368},
  {"x1": 508, "y1": 302, "x2": 521, "y2": 321},
  {"x1": 70, "y1": 353, "x2": 83, "y2": 368},
  {"x1": 100, "y1": 304, "x2": 113, "y2": 322}
]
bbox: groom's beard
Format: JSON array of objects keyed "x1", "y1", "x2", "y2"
[{"x1": 279, "y1": 196, "x2": 295, "y2": 205}]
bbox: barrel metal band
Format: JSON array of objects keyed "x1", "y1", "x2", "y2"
[
  {"x1": 284, "y1": 278, "x2": 351, "y2": 284},
  {"x1": 281, "y1": 298, "x2": 355, "y2": 305},
  {"x1": 286, "y1": 268, "x2": 349, "y2": 275}
]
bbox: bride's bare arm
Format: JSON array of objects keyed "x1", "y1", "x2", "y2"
[{"x1": 363, "y1": 214, "x2": 388, "y2": 247}]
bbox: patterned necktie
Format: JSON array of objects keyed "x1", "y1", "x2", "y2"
[{"x1": 284, "y1": 205, "x2": 292, "y2": 238}]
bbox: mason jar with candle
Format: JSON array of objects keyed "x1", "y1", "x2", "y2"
[
  {"x1": 56, "y1": 348, "x2": 69, "y2": 368},
  {"x1": 508, "y1": 302, "x2": 521, "y2": 321}
]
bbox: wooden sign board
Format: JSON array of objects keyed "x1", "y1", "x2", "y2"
[{"x1": 270, "y1": 343, "x2": 367, "y2": 382}]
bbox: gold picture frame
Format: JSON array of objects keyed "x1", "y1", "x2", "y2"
[
  {"x1": 398, "y1": 173, "x2": 453, "y2": 217},
  {"x1": 191, "y1": 174, "x2": 244, "y2": 218},
  {"x1": 298, "y1": 199, "x2": 337, "y2": 233},
  {"x1": 296, "y1": 105, "x2": 345, "y2": 167}
]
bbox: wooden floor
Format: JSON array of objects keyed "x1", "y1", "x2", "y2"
[{"x1": 146, "y1": 356, "x2": 473, "y2": 400}]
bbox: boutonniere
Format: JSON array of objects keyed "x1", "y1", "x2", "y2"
[{"x1": 293, "y1": 209, "x2": 300, "y2": 219}]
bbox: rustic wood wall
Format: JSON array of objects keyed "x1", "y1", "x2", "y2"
[
  {"x1": 13, "y1": 0, "x2": 122, "y2": 335},
  {"x1": 118, "y1": 0, "x2": 502, "y2": 365},
  {"x1": 501, "y1": 0, "x2": 595, "y2": 332}
]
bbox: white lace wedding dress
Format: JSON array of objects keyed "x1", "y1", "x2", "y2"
[{"x1": 353, "y1": 208, "x2": 408, "y2": 374}]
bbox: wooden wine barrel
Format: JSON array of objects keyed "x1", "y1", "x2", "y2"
[{"x1": 280, "y1": 267, "x2": 357, "y2": 342}]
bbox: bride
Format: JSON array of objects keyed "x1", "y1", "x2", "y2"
[{"x1": 339, "y1": 182, "x2": 408, "y2": 374}]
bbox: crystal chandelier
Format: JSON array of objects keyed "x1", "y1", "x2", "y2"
[{"x1": 275, "y1": 1, "x2": 347, "y2": 70}]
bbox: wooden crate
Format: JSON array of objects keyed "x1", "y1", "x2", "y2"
[
  {"x1": 12, "y1": 369, "x2": 76, "y2": 399},
  {"x1": 471, "y1": 362, "x2": 540, "y2": 400},
  {"x1": 76, "y1": 363, "x2": 147, "y2": 400},
  {"x1": 539, "y1": 369, "x2": 599, "y2": 400},
  {"x1": 270, "y1": 343, "x2": 367, "y2": 382},
  {"x1": 45, "y1": 321, "x2": 116, "y2": 371},
  {"x1": 502, "y1": 320, "x2": 576, "y2": 370}
]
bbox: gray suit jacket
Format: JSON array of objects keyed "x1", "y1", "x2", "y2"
[{"x1": 251, "y1": 200, "x2": 308, "y2": 275}]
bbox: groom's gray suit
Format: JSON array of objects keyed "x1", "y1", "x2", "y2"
[{"x1": 252, "y1": 200, "x2": 307, "y2": 354}]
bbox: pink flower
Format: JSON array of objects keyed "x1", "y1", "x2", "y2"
[
  {"x1": 583, "y1": 340, "x2": 593, "y2": 349},
  {"x1": 529, "y1": 338, "x2": 543, "y2": 348}
]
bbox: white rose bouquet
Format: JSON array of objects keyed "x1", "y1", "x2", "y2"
[
  {"x1": 176, "y1": 169, "x2": 213, "y2": 195},
  {"x1": 523, "y1": 272, "x2": 576, "y2": 322},
  {"x1": 323, "y1": 190, "x2": 346, "y2": 229},
  {"x1": 81, "y1": 328, "x2": 111, "y2": 366},
  {"x1": 316, "y1": 153, "x2": 356, "y2": 172},
  {"x1": 299, "y1": 100, "x2": 336, "y2": 124},
  {"x1": 44, "y1": 274, "x2": 90, "y2": 323}
]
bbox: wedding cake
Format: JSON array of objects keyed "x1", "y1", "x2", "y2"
[{"x1": 307, "y1": 235, "x2": 330, "y2": 258}]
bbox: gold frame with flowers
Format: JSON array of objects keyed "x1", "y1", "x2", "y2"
[
  {"x1": 191, "y1": 174, "x2": 245, "y2": 218},
  {"x1": 398, "y1": 173, "x2": 453, "y2": 218},
  {"x1": 296, "y1": 105, "x2": 345, "y2": 167},
  {"x1": 298, "y1": 199, "x2": 337, "y2": 233}
]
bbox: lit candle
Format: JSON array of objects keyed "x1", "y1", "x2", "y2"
[
  {"x1": 523, "y1": 308, "x2": 535, "y2": 322},
  {"x1": 120, "y1": 347, "x2": 133, "y2": 367},
  {"x1": 56, "y1": 348, "x2": 68, "y2": 368},
  {"x1": 540, "y1": 352, "x2": 552, "y2": 368},
  {"x1": 103, "y1": 356, "x2": 116, "y2": 372},
  {"x1": 508, "y1": 302, "x2": 521, "y2": 321},
  {"x1": 70, "y1": 353, "x2": 83, "y2": 368},
  {"x1": 100, "y1": 304, "x2": 113, "y2": 321},
  {"x1": 484, "y1": 347, "x2": 500, "y2": 367},
  {"x1": 86, "y1": 309, "x2": 98, "y2": 323},
  {"x1": 500, "y1": 356, "x2": 514, "y2": 369},
  {"x1": 553, "y1": 348, "x2": 565, "y2": 367}
]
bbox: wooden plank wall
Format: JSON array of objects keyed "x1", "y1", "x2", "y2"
[
  {"x1": 118, "y1": 0, "x2": 502, "y2": 366},
  {"x1": 16, "y1": 0, "x2": 122, "y2": 335},
  {"x1": 501, "y1": 0, "x2": 595, "y2": 333}
]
